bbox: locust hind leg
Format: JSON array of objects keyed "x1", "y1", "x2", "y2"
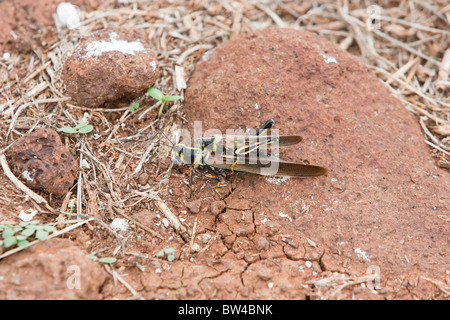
[
  {"x1": 203, "y1": 173, "x2": 223, "y2": 199},
  {"x1": 214, "y1": 180, "x2": 223, "y2": 199}
]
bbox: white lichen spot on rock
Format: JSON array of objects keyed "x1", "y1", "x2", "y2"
[
  {"x1": 320, "y1": 52, "x2": 338, "y2": 64},
  {"x1": 22, "y1": 170, "x2": 34, "y2": 182},
  {"x1": 150, "y1": 60, "x2": 157, "y2": 72},
  {"x1": 355, "y1": 248, "x2": 371, "y2": 262},
  {"x1": 82, "y1": 32, "x2": 146, "y2": 58}
]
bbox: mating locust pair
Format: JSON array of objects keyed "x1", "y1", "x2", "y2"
[{"x1": 167, "y1": 119, "x2": 327, "y2": 195}]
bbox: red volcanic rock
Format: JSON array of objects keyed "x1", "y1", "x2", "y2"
[
  {"x1": 184, "y1": 28, "x2": 450, "y2": 279},
  {"x1": 62, "y1": 27, "x2": 159, "y2": 108},
  {"x1": 7, "y1": 127, "x2": 78, "y2": 197}
]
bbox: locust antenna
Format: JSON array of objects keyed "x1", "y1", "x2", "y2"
[
  {"x1": 159, "y1": 129, "x2": 175, "y2": 147},
  {"x1": 180, "y1": 118, "x2": 195, "y2": 140},
  {"x1": 156, "y1": 127, "x2": 176, "y2": 188}
]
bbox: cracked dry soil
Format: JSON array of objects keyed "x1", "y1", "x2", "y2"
[{"x1": 110, "y1": 174, "x2": 336, "y2": 300}]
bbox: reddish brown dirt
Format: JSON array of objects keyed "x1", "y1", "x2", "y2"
[{"x1": 0, "y1": 238, "x2": 106, "y2": 299}]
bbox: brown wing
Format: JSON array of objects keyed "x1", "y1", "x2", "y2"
[
  {"x1": 206, "y1": 155, "x2": 327, "y2": 177},
  {"x1": 277, "y1": 135, "x2": 303, "y2": 147}
]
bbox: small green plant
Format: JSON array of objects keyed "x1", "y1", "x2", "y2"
[
  {"x1": 86, "y1": 254, "x2": 117, "y2": 264},
  {"x1": 147, "y1": 87, "x2": 182, "y2": 119},
  {"x1": 156, "y1": 247, "x2": 175, "y2": 262},
  {"x1": 223, "y1": 27, "x2": 230, "y2": 41},
  {"x1": 128, "y1": 102, "x2": 140, "y2": 113},
  {"x1": 57, "y1": 121, "x2": 93, "y2": 134},
  {"x1": 0, "y1": 220, "x2": 56, "y2": 249}
]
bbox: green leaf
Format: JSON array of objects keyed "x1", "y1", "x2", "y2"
[
  {"x1": 167, "y1": 254, "x2": 175, "y2": 262},
  {"x1": 156, "y1": 250, "x2": 164, "y2": 258},
  {"x1": 43, "y1": 226, "x2": 57, "y2": 233},
  {"x1": 147, "y1": 87, "x2": 164, "y2": 101},
  {"x1": 163, "y1": 95, "x2": 182, "y2": 102},
  {"x1": 129, "y1": 102, "x2": 140, "y2": 112},
  {"x1": 75, "y1": 122, "x2": 89, "y2": 129},
  {"x1": 15, "y1": 235, "x2": 27, "y2": 241},
  {"x1": 30, "y1": 225, "x2": 44, "y2": 230},
  {"x1": 164, "y1": 247, "x2": 175, "y2": 254},
  {"x1": 58, "y1": 127, "x2": 78, "y2": 134},
  {"x1": 2, "y1": 227, "x2": 14, "y2": 239},
  {"x1": 4, "y1": 236, "x2": 17, "y2": 248},
  {"x1": 17, "y1": 240, "x2": 30, "y2": 248},
  {"x1": 21, "y1": 228, "x2": 35, "y2": 237},
  {"x1": 78, "y1": 125, "x2": 93, "y2": 134},
  {"x1": 35, "y1": 229, "x2": 49, "y2": 241},
  {"x1": 28, "y1": 220, "x2": 40, "y2": 225},
  {"x1": 98, "y1": 257, "x2": 116, "y2": 264},
  {"x1": 86, "y1": 254, "x2": 98, "y2": 261},
  {"x1": 13, "y1": 225, "x2": 23, "y2": 232}
]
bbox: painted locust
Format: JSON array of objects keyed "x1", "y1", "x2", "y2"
[{"x1": 168, "y1": 119, "x2": 327, "y2": 195}]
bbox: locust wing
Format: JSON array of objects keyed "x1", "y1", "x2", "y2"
[{"x1": 206, "y1": 154, "x2": 327, "y2": 177}]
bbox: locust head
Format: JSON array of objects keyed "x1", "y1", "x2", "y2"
[{"x1": 171, "y1": 144, "x2": 203, "y2": 166}]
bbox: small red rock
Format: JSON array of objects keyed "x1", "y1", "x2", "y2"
[
  {"x1": 0, "y1": 238, "x2": 107, "y2": 299},
  {"x1": 62, "y1": 27, "x2": 159, "y2": 108},
  {"x1": 7, "y1": 127, "x2": 78, "y2": 197},
  {"x1": 210, "y1": 200, "x2": 226, "y2": 215},
  {"x1": 185, "y1": 199, "x2": 202, "y2": 214},
  {"x1": 255, "y1": 235, "x2": 270, "y2": 251}
]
